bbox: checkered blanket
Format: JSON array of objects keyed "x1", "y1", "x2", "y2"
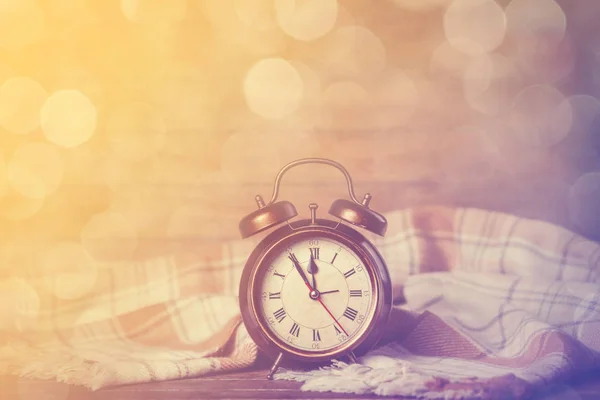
[{"x1": 1, "y1": 206, "x2": 599, "y2": 399}]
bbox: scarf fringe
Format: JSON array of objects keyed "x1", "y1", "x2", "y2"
[
  {"x1": 0, "y1": 341, "x2": 105, "y2": 389},
  {"x1": 274, "y1": 359, "x2": 483, "y2": 399}
]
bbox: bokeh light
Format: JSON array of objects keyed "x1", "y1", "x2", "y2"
[
  {"x1": 0, "y1": 77, "x2": 47, "y2": 135},
  {"x1": 7, "y1": 142, "x2": 64, "y2": 199},
  {"x1": 507, "y1": 84, "x2": 573, "y2": 147},
  {"x1": 443, "y1": 0, "x2": 506, "y2": 56},
  {"x1": 107, "y1": 102, "x2": 166, "y2": 162},
  {"x1": 80, "y1": 211, "x2": 138, "y2": 261},
  {"x1": 275, "y1": 0, "x2": 338, "y2": 41},
  {"x1": 42, "y1": 242, "x2": 98, "y2": 300},
  {"x1": 319, "y1": 81, "x2": 374, "y2": 130},
  {"x1": 235, "y1": 0, "x2": 277, "y2": 31},
  {"x1": 430, "y1": 40, "x2": 473, "y2": 77},
  {"x1": 390, "y1": 0, "x2": 451, "y2": 12},
  {"x1": 197, "y1": 0, "x2": 286, "y2": 55},
  {"x1": 505, "y1": 0, "x2": 566, "y2": 42},
  {"x1": 373, "y1": 69, "x2": 420, "y2": 128},
  {"x1": 41, "y1": 90, "x2": 97, "y2": 148},
  {"x1": 0, "y1": 189, "x2": 45, "y2": 221},
  {"x1": 0, "y1": 0, "x2": 45, "y2": 48},
  {"x1": 51, "y1": 65, "x2": 104, "y2": 110},
  {"x1": 288, "y1": 59, "x2": 322, "y2": 112},
  {"x1": 244, "y1": 58, "x2": 304, "y2": 119},
  {"x1": 320, "y1": 25, "x2": 387, "y2": 78},
  {"x1": 121, "y1": 0, "x2": 188, "y2": 25},
  {"x1": 463, "y1": 53, "x2": 522, "y2": 116},
  {"x1": 568, "y1": 172, "x2": 600, "y2": 238},
  {"x1": 505, "y1": 0, "x2": 569, "y2": 81},
  {"x1": 564, "y1": 95, "x2": 600, "y2": 140}
]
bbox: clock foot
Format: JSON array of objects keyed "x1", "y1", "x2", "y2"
[
  {"x1": 348, "y1": 351, "x2": 358, "y2": 364},
  {"x1": 267, "y1": 352, "x2": 284, "y2": 380}
]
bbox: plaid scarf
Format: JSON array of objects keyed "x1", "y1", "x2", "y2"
[{"x1": 1, "y1": 206, "x2": 599, "y2": 399}]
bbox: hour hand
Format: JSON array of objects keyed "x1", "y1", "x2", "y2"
[
  {"x1": 289, "y1": 253, "x2": 312, "y2": 289},
  {"x1": 307, "y1": 254, "x2": 318, "y2": 290}
]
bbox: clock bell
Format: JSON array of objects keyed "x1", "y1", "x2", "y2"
[{"x1": 238, "y1": 158, "x2": 388, "y2": 239}]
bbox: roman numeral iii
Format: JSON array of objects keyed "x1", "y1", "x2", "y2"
[{"x1": 349, "y1": 290, "x2": 362, "y2": 297}]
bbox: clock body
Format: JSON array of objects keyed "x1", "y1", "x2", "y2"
[{"x1": 239, "y1": 218, "x2": 392, "y2": 364}]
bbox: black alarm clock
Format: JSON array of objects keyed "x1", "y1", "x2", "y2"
[{"x1": 237, "y1": 158, "x2": 392, "y2": 379}]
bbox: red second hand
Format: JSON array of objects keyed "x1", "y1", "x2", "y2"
[
  {"x1": 303, "y1": 282, "x2": 348, "y2": 336},
  {"x1": 317, "y1": 298, "x2": 349, "y2": 336}
]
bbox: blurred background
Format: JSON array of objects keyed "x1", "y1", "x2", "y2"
[{"x1": 1, "y1": 0, "x2": 600, "y2": 282}]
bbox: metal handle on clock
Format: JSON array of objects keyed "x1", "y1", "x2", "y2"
[
  {"x1": 239, "y1": 158, "x2": 387, "y2": 238},
  {"x1": 265, "y1": 158, "x2": 371, "y2": 207}
]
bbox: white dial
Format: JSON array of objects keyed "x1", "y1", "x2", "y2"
[{"x1": 258, "y1": 237, "x2": 374, "y2": 352}]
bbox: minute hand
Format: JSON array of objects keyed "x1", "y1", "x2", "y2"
[
  {"x1": 319, "y1": 290, "x2": 340, "y2": 295},
  {"x1": 288, "y1": 253, "x2": 312, "y2": 290}
]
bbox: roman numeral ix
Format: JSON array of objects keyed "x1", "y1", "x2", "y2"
[{"x1": 269, "y1": 292, "x2": 281, "y2": 299}]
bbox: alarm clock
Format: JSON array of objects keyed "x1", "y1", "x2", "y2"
[{"x1": 238, "y1": 158, "x2": 392, "y2": 379}]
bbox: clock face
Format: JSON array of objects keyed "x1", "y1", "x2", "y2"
[{"x1": 255, "y1": 235, "x2": 375, "y2": 354}]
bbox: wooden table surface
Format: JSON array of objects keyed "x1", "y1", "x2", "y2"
[{"x1": 2, "y1": 364, "x2": 600, "y2": 400}]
